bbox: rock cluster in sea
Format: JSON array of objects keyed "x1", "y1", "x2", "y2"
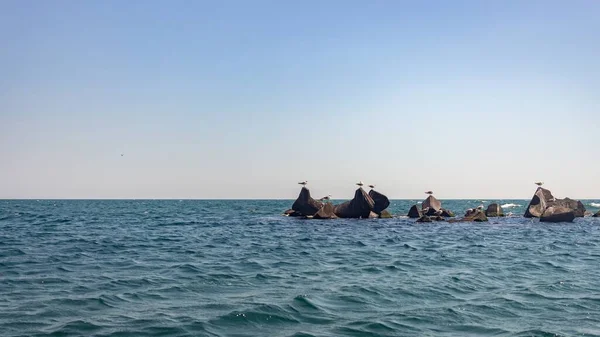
[
  {"x1": 284, "y1": 186, "x2": 591, "y2": 223},
  {"x1": 284, "y1": 187, "x2": 391, "y2": 219},
  {"x1": 524, "y1": 187, "x2": 585, "y2": 223}
]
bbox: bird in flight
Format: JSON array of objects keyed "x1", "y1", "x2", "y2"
[
  {"x1": 356, "y1": 181, "x2": 364, "y2": 187},
  {"x1": 425, "y1": 191, "x2": 433, "y2": 195},
  {"x1": 298, "y1": 181, "x2": 308, "y2": 187},
  {"x1": 120, "y1": 153, "x2": 124, "y2": 157},
  {"x1": 368, "y1": 184, "x2": 375, "y2": 189},
  {"x1": 535, "y1": 181, "x2": 544, "y2": 186}
]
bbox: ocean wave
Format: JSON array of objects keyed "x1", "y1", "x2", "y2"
[
  {"x1": 501, "y1": 203, "x2": 522, "y2": 209},
  {"x1": 589, "y1": 203, "x2": 600, "y2": 208}
]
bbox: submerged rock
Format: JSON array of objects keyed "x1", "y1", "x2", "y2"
[
  {"x1": 368, "y1": 190, "x2": 390, "y2": 214},
  {"x1": 313, "y1": 203, "x2": 338, "y2": 219},
  {"x1": 540, "y1": 206, "x2": 575, "y2": 223},
  {"x1": 416, "y1": 215, "x2": 432, "y2": 223},
  {"x1": 333, "y1": 188, "x2": 375, "y2": 218},
  {"x1": 283, "y1": 209, "x2": 299, "y2": 217},
  {"x1": 291, "y1": 187, "x2": 324, "y2": 216},
  {"x1": 379, "y1": 210, "x2": 393, "y2": 218},
  {"x1": 408, "y1": 205, "x2": 422, "y2": 218},
  {"x1": 451, "y1": 209, "x2": 488, "y2": 223},
  {"x1": 594, "y1": 211, "x2": 600, "y2": 218},
  {"x1": 485, "y1": 203, "x2": 504, "y2": 217},
  {"x1": 439, "y1": 208, "x2": 455, "y2": 217}
]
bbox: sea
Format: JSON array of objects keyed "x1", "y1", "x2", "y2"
[{"x1": 2, "y1": 199, "x2": 600, "y2": 337}]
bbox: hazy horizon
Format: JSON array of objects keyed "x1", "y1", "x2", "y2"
[{"x1": 2, "y1": 1, "x2": 599, "y2": 199}]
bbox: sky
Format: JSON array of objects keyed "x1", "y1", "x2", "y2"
[{"x1": 1, "y1": 0, "x2": 599, "y2": 199}]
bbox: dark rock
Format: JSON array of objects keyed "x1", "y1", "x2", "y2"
[
  {"x1": 284, "y1": 209, "x2": 295, "y2": 216},
  {"x1": 466, "y1": 210, "x2": 488, "y2": 222},
  {"x1": 524, "y1": 187, "x2": 554, "y2": 218},
  {"x1": 451, "y1": 209, "x2": 488, "y2": 223},
  {"x1": 553, "y1": 198, "x2": 585, "y2": 217},
  {"x1": 416, "y1": 215, "x2": 432, "y2": 223},
  {"x1": 408, "y1": 205, "x2": 422, "y2": 218},
  {"x1": 291, "y1": 187, "x2": 324, "y2": 216},
  {"x1": 313, "y1": 203, "x2": 338, "y2": 219},
  {"x1": 422, "y1": 195, "x2": 442, "y2": 212},
  {"x1": 423, "y1": 207, "x2": 438, "y2": 216},
  {"x1": 379, "y1": 210, "x2": 393, "y2": 218},
  {"x1": 439, "y1": 208, "x2": 455, "y2": 217},
  {"x1": 432, "y1": 215, "x2": 445, "y2": 221},
  {"x1": 333, "y1": 188, "x2": 375, "y2": 218},
  {"x1": 485, "y1": 203, "x2": 504, "y2": 217},
  {"x1": 594, "y1": 211, "x2": 600, "y2": 218},
  {"x1": 524, "y1": 187, "x2": 585, "y2": 218},
  {"x1": 368, "y1": 190, "x2": 390, "y2": 214},
  {"x1": 540, "y1": 206, "x2": 575, "y2": 223}
]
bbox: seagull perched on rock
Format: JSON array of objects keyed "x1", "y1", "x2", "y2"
[
  {"x1": 298, "y1": 181, "x2": 308, "y2": 187},
  {"x1": 368, "y1": 184, "x2": 375, "y2": 189},
  {"x1": 425, "y1": 191, "x2": 433, "y2": 195},
  {"x1": 356, "y1": 181, "x2": 364, "y2": 187},
  {"x1": 319, "y1": 195, "x2": 332, "y2": 202},
  {"x1": 535, "y1": 181, "x2": 544, "y2": 186}
]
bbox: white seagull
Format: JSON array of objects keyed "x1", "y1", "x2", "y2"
[
  {"x1": 320, "y1": 195, "x2": 332, "y2": 202},
  {"x1": 535, "y1": 181, "x2": 544, "y2": 186},
  {"x1": 298, "y1": 181, "x2": 308, "y2": 187},
  {"x1": 356, "y1": 181, "x2": 364, "y2": 187},
  {"x1": 425, "y1": 191, "x2": 433, "y2": 195},
  {"x1": 368, "y1": 184, "x2": 375, "y2": 189}
]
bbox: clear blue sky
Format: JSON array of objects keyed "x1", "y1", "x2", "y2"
[{"x1": 1, "y1": 0, "x2": 598, "y2": 199}]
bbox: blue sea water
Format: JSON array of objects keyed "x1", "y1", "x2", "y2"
[{"x1": 1, "y1": 199, "x2": 600, "y2": 337}]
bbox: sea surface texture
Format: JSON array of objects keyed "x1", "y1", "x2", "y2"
[{"x1": 1, "y1": 199, "x2": 600, "y2": 337}]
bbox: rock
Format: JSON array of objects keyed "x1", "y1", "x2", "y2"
[
  {"x1": 432, "y1": 215, "x2": 445, "y2": 221},
  {"x1": 368, "y1": 190, "x2": 390, "y2": 214},
  {"x1": 452, "y1": 209, "x2": 488, "y2": 222},
  {"x1": 313, "y1": 203, "x2": 338, "y2": 219},
  {"x1": 333, "y1": 188, "x2": 375, "y2": 218},
  {"x1": 408, "y1": 205, "x2": 422, "y2": 218},
  {"x1": 423, "y1": 207, "x2": 438, "y2": 216},
  {"x1": 422, "y1": 195, "x2": 442, "y2": 212},
  {"x1": 291, "y1": 187, "x2": 324, "y2": 216},
  {"x1": 553, "y1": 198, "x2": 585, "y2": 217},
  {"x1": 416, "y1": 215, "x2": 432, "y2": 223},
  {"x1": 439, "y1": 208, "x2": 455, "y2": 217},
  {"x1": 540, "y1": 206, "x2": 575, "y2": 223},
  {"x1": 379, "y1": 210, "x2": 393, "y2": 218},
  {"x1": 594, "y1": 211, "x2": 600, "y2": 218},
  {"x1": 466, "y1": 210, "x2": 488, "y2": 222},
  {"x1": 485, "y1": 203, "x2": 504, "y2": 217},
  {"x1": 524, "y1": 187, "x2": 585, "y2": 218},
  {"x1": 368, "y1": 211, "x2": 379, "y2": 219},
  {"x1": 524, "y1": 187, "x2": 554, "y2": 218}
]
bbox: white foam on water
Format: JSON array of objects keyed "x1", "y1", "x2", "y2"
[
  {"x1": 501, "y1": 203, "x2": 522, "y2": 209},
  {"x1": 590, "y1": 203, "x2": 600, "y2": 208}
]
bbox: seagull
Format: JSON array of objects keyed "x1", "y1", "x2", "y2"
[
  {"x1": 425, "y1": 191, "x2": 433, "y2": 195},
  {"x1": 120, "y1": 153, "x2": 124, "y2": 157},
  {"x1": 356, "y1": 181, "x2": 364, "y2": 187},
  {"x1": 368, "y1": 184, "x2": 375, "y2": 189},
  {"x1": 319, "y1": 195, "x2": 332, "y2": 202},
  {"x1": 535, "y1": 181, "x2": 544, "y2": 186},
  {"x1": 298, "y1": 181, "x2": 308, "y2": 187}
]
